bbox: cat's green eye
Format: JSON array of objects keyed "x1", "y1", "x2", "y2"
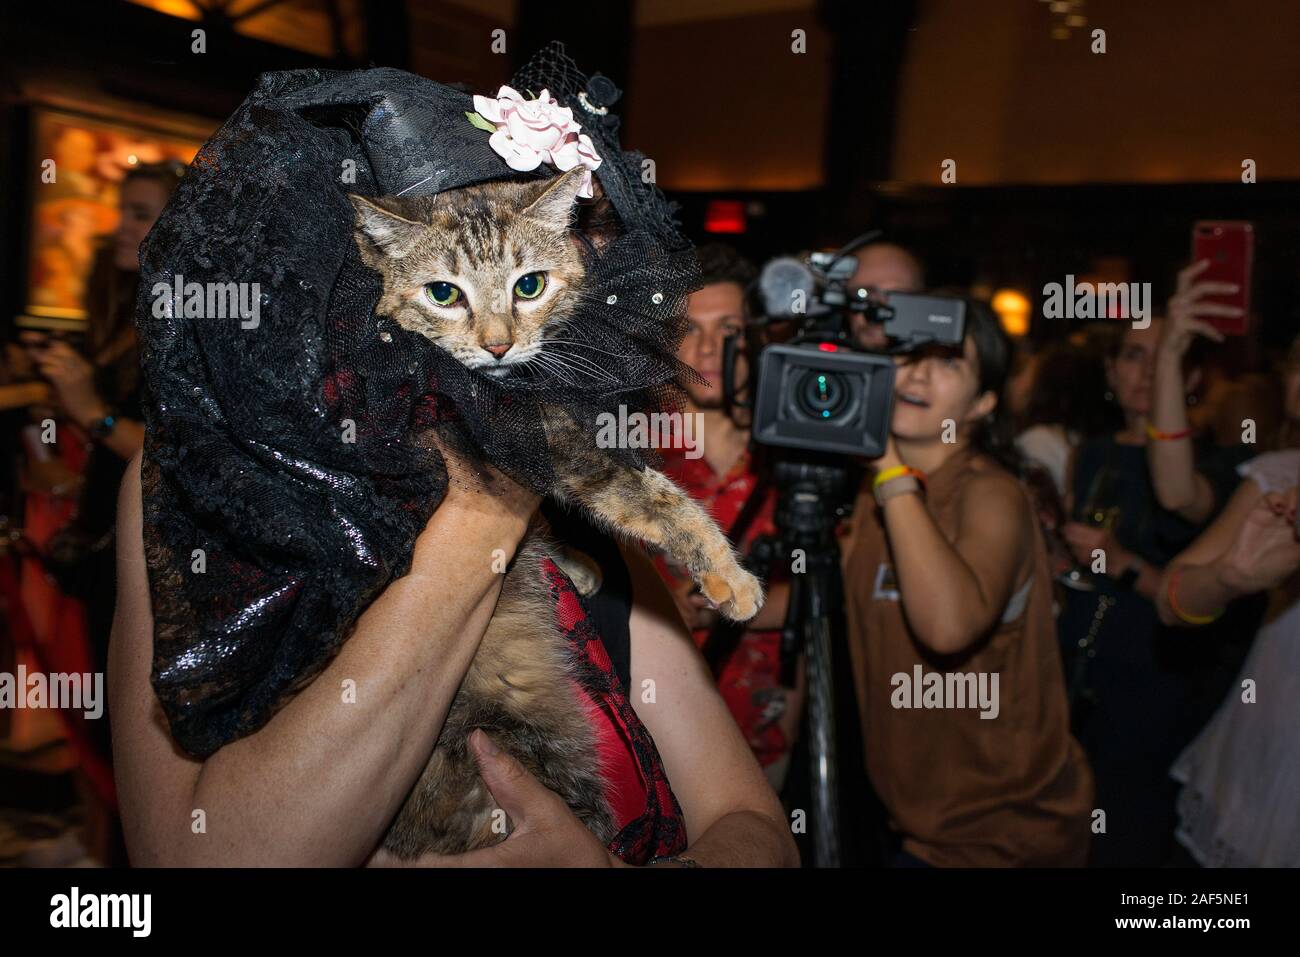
[
  {"x1": 424, "y1": 281, "x2": 462, "y2": 307},
  {"x1": 513, "y1": 272, "x2": 547, "y2": 300}
]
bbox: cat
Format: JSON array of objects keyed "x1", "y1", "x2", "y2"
[{"x1": 348, "y1": 167, "x2": 763, "y2": 858}]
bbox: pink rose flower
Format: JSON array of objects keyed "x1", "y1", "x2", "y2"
[{"x1": 471, "y1": 85, "x2": 602, "y2": 198}]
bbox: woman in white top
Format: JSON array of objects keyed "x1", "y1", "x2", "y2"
[
  {"x1": 1013, "y1": 340, "x2": 1118, "y2": 499},
  {"x1": 1155, "y1": 334, "x2": 1300, "y2": 866}
]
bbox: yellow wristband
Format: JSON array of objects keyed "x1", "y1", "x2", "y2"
[
  {"x1": 873, "y1": 465, "x2": 926, "y2": 491},
  {"x1": 1168, "y1": 568, "x2": 1224, "y2": 626}
]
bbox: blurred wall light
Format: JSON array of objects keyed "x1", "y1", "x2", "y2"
[{"x1": 992, "y1": 289, "x2": 1031, "y2": 337}]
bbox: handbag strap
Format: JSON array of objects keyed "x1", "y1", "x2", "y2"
[{"x1": 1068, "y1": 593, "x2": 1115, "y2": 713}]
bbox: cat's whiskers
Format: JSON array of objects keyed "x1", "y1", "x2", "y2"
[
  {"x1": 536, "y1": 338, "x2": 638, "y2": 361},
  {"x1": 535, "y1": 347, "x2": 618, "y2": 384},
  {"x1": 542, "y1": 350, "x2": 621, "y2": 386},
  {"x1": 534, "y1": 351, "x2": 618, "y2": 389},
  {"x1": 516, "y1": 341, "x2": 605, "y2": 382},
  {"x1": 523, "y1": 351, "x2": 580, "y2": 387}
]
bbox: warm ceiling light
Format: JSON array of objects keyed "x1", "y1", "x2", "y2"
[{"x1": 134, "y1": 0, "x2": 202, "y2": 20}]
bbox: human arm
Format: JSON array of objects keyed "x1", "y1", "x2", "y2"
[
  {"x1": 21, "y1": 334, "x2": 144, "y2": 460},
  {"x1": 622, "y1": 542, "x2": 799, "y2": 866},
  {"x1": 1156, "y1": 477, "x2": 1300, "y2": 626},
  {"x1": 1060, "y1": 522, "x2": 1163, "y2": 601},
  {"x1": 873, "y1": 450, "x2": 1031, "y2": 655},
  {"x1": 110, "y1": 451, "x2": 538, "y2": 866},
  {"x1": 1147, "y1": 260, "x2": 1233, "y2": 522},
  {"x1": 369, "y1": 540, "x2": 800, "y2": 868},
  {"x1": 747, "y1": 580, "x2": 789, "y2": 630}
]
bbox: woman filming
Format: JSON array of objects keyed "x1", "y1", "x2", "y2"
[{"x1": 842, "y1": 301, "x2": 1093, "y2": 867}]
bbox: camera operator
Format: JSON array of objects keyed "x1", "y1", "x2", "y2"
[
  {"x1": 841, "y1": 301, "x2": 1094, "y2": 866},
  {"x1": 845, "y1": 241, "x2": 925, "y2": 351},
  {"x1": 655, "y1": 243, "x2": 800, "y2": 790}
]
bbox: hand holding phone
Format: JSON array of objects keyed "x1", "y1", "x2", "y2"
[{"x1": 1189, "y1": 221, "x2": 1254, "y2": 336}]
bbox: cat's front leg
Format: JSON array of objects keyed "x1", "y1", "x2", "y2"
[{"x1": 556, "y1": 460, "x2": 764, "y2": 622}]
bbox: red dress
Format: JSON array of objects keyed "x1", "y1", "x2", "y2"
[
  {"x1": 540, "y1": 557, "x2": 688, "y2": 863},
  {"x1": 654, "y1": 447, "x2": 793, "y2": 770}
]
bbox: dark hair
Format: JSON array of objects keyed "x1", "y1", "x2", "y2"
[
  {"x1": 123, "y1": 159, "x2": 188, "y2": 194},
  {"x1": 695, "y1": 242, "x2": 756, "y2": 291},
  {"x1": 1020, "y1": 341, "x2": 1119, "y2": 438},
  {"x1": 961, "y1": 298, "x2": 1022, "y2": 471}
]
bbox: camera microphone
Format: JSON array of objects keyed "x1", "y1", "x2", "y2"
[{"x1": 758, "y1": 256, "x2": 821, "y2": 319}]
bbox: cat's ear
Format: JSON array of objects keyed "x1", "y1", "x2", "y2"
[
  {"x1": 521, "y1": 168, "x2": 586, "y2": 229},
  {"x1": 348, "y1": 194, "x2": 421, "y2": 256}
]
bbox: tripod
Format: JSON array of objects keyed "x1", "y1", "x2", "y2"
[{"x1": 743, "y1": 456, "x2": 870, "y2": 867}]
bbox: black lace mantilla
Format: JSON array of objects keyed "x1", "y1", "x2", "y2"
[{"x1": 137, "y1": 44, "x2": 699, "y2": 757}]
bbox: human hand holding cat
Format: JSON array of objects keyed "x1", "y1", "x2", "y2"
[
  {"x1": 408, "y1": 432, "x2": 542, "y2": 579},
  {"x1": 366, "y1": 729, "x2": 626, "y2": 868},
  {"x1": 433, "y1": 433, "x2": 540, "y2": 518}
]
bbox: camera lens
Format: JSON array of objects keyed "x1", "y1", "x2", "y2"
[{"x1": 795, "y1": 369, "x2": 849, "y2": 421}]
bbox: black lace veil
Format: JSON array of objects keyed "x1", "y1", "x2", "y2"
[{"x1": 137, "y1": 43, "x2": 699, "y2": 757}]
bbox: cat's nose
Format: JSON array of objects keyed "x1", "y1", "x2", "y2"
[{"x1": 482, "y1": 342, "x2": 513, "y2": 360}]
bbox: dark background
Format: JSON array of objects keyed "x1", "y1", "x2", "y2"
[{"x1": 2, "y1": 0, "x2": 1298, "y2": 349}]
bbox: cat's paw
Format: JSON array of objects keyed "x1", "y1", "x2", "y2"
[
  {"x1": 699, "y1": 562, "x2": 765, "y2": 622},
  {"x1": 552, "y1": 545, "x2": 603, "y2": 597}
]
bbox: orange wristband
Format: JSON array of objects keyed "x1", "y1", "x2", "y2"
[{"x1": 1146, "y1": 423, "x2": 1194, "y2": 442}]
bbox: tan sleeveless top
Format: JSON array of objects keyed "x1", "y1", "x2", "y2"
[{"x1": 843, "y1": 447, "x2": 1093, "y2": 866}]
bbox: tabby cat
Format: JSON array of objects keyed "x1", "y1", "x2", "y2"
[{"x1": 349, "y1": 168, "x2": 763, "y2": 857}]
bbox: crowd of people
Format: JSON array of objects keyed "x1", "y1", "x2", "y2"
[
  {"x1": 4, "y1": 183, "x2": 1297, "y2": 865},
  {"x1": 657, "y1": 240, "x2": 1300, "y2": 867}
]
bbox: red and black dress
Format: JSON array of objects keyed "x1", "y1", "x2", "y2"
[
  {"x1": 541, "y1": 506, "x2": 688, "y2": 864},
  {"x1": 653, "y1": 446, "x2": 793, "y2": 771}
]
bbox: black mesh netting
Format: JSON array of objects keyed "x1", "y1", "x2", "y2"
[{"x1": 138, "y1": 43, "x2": 701, "y2": 757}]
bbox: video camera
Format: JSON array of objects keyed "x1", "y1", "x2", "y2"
[{"x1": 724, "y1": 240, "x2": 966, "y2": 458}]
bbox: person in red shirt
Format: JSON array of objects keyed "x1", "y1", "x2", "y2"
[{"x1": 656, "y1": 243, "x2": 800, "y2": 790}]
